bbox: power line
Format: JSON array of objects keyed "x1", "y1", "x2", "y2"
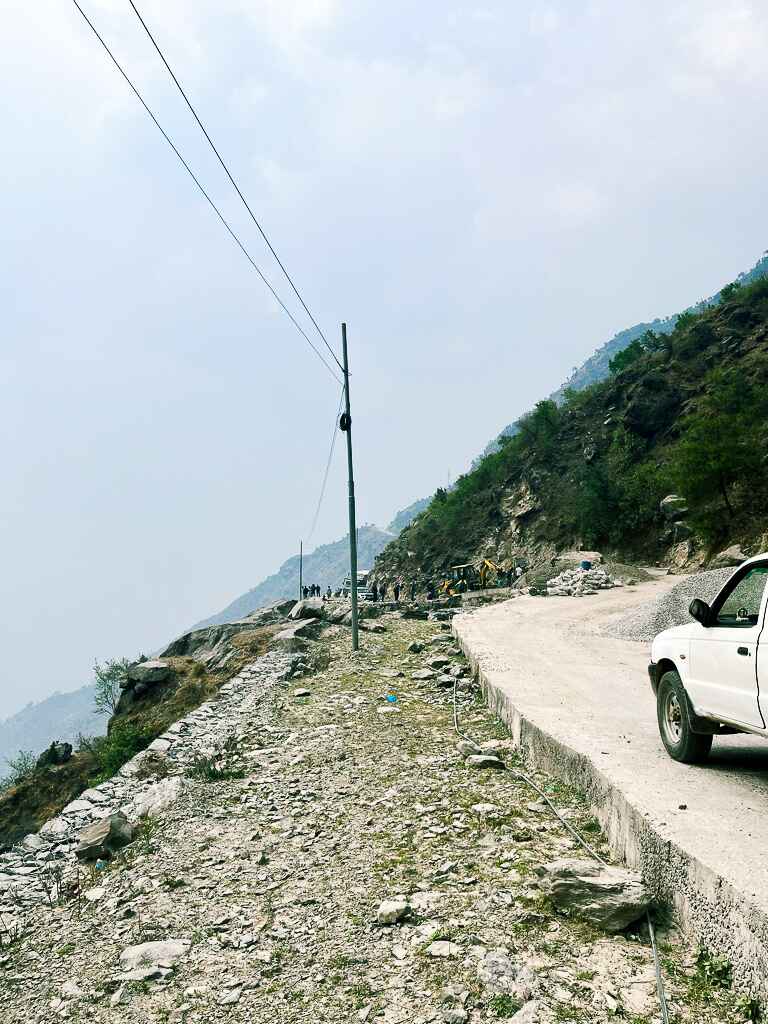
[
  {"x1": 70, "y1": 0, "x2": 342, "y2": 384},
  {"x1": 306, "y1": 385, "x2": 345, "y2": 542},
  {"x1": 127, "y1": 0, "x2": 344, "y2": 376}
]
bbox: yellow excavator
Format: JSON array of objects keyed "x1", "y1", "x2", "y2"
[{"x1": 438, "y1": 559, "x2": 501, "y2": 596}]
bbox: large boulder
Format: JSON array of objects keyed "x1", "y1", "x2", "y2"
[
  {"x1": 710, "y1": 544, "x2": 747, "y2": 568},
  {"x1": 243, "y1": 599, "x2": 295, "y2": 624},
  {"x1": 120, "y1": 939, "x2": 189, "y2": 970},
  {"x1": 36, "y1": 741, "x2": 73, "y2": 769},
  {"x1": 289, "y1": 598, "x2": 324, "y2": 621},
  {"x1": 127, "y1": 660, "x2": 171, "y2": 686},
  {"x1": 537, "y1": 858, "x2": 650, "y2": 932},
  {"x1": 130, "y1": 777, "x2": 184, "y2": 820},
  {"x1": 623, "y1": 373, "x2": 680, "y2": 438},
  {"x1": 75, "y1": 812, "x2": 134, "y2": 861}
]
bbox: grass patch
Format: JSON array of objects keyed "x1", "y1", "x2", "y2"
[
  {"x1": 186, "y1": 737, "x2": 246, "y2": 782},
  {"x1": 488, "y1": 994, "x2": 523, "y2": 1017}
]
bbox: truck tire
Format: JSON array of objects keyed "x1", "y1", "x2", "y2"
[{"x1": 657, "y1": 671, "x2": 713, "y2": 764}]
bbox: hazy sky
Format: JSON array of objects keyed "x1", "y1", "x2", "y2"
[{"x1": 2, "y1": 0, "x2": 767, "y2": 719}]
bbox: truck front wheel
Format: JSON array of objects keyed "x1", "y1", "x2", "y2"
[{"x1": 657, "y1": 671, "x2": 713, "y2": 764}]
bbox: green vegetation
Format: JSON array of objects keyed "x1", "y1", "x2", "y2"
[
  {"x1": 82, "y1": 722, "x2": 152, "y2": 784},
  {"x1": 92, "y1": 657, "x2": 132, "y2": 715},
  {"x1": 186, "y1": 736, "x2": 245, "y2": 782},
  {"x1": 488, "y1": 993, "x2": 523, "y2": 1017},
  {"x1": 669, "y1": 367, "x2": 768, "y2": 542},
  {"x1": 377, "y1": 272, "x2": 768, "y2": 577},
  {"x1": 735, "y1": 995, "x2": 762, "y2": 1022},
  {"x1": 0, "y1": 750, "x2": 36, "y2": 792}
]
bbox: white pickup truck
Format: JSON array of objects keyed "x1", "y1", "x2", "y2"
[{"x1": 649, "y1": 554, "x2": 768, "y2": 762}]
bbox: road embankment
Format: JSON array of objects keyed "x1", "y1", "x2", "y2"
[{"x1": 453, "y1": 580, "x2": 768, "y2": 999}]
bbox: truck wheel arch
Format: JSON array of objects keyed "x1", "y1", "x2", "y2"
[{"x1": 653, "y1": 657, "x2": 679, "y2": 693}]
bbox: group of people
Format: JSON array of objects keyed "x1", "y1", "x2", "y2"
[
  {"x1": 368, "y1": 580, "x2": 417, "y2": 603},
  {"x1": 300, "y1": 566, "x2": 526, "y2": 607}
]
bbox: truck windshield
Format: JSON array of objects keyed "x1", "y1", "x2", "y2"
[{"x1": 715, "y1": 566, "x2": 768, "y2": 626}]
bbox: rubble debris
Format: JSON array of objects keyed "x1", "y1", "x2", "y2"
[
  {"x1": 543, "y1": 566, "x2": 618, "y2": 597},
  {"x1": 376, "y1": 896, "x2": 411, "y2": 924},
  {"x1": 74, "y1": 812, "x2": 134, "y2": 861},
  {"x1": 537, "y1": 858, "x2": 650, "y2": 932}
]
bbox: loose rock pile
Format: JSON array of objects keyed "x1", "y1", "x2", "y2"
[
  {"x1": 544, "y1": 566, "x2": 620, "y2": 597},
  {"x1": 606, "y1": 568, "x2": 735, "y2": 642}
]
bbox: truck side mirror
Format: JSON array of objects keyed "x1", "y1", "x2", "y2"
[{"x1": 689, "y1": 598, "x2": 711, "y2": 626}]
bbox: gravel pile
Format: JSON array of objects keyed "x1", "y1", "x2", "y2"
[
  {"x1": 606, "y1": 568, "x2": 736, "y2": 642},
  {"x1": 546, "y1": 566, "x2": 619, "y2": 597}
]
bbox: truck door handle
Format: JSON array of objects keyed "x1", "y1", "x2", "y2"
[{"x1": 737, "y1": 647, "x2": 750, "y2": 656}]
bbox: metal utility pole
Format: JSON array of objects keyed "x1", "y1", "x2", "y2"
[
  {"x1": 298, "y1": 540, "x2": 303, "y2": 601},
  {"x1": 340, "y1": 323, "x2": 359, "y2": 651}
]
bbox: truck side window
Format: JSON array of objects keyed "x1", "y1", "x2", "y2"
[{"x1": 714, "y1": 567, "x2": 768, "y2": 627}]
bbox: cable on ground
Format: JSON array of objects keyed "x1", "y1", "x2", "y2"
[{"x1": 451, "y1": 676, "x2": 669, "y2": 1024}]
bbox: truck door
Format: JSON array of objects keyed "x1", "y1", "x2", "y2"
[{"x1": 687, "y1": 563, "x2": 768, "y2": 729}]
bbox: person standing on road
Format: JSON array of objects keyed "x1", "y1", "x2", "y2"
[
  {"x1": 371, "y1": 582, "x2": 379, "y2": 603},
  {"x1": 393, "y1": 582, "x2": 400, "y2": 603},
  {"x1": 410, "y1": 581, "x2": 417, "y2": 602},
  {"x1": 303, "y1": 586, "x2": 309, "y2": 599},
  {"x1": 380, "y1": 582, "x2": 388, "y2": 603}
]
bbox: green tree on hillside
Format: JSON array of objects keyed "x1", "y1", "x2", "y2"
[
  {"x1": 671, "y1": 369, "x2": 768, "y2": 539},
  {"x1": 93, "y1": 658, "x2": 131, "y2": 716},
  {"x1": 608, "y1": 338, "x2": 645, "y2": 374}
]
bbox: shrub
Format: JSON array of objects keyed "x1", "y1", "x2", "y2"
[
  {"x1": 0, "y1": 750, "x2": 37, "y2": 792},
  {"x1": 186, "y1": 737, "x2": 245, "y2": 782},
  {"x1": 719, "y1": 281, "x2": 742, "y2": 303},
  {"x1": 87, "y1": 723, "x2": 152, "y2": 784},
  {"x1": 669, "y1": 368, "x2": 768, "y2": 542},
  {"x1": 609, "y1": 338, "x2": 645, "y2": 375}
]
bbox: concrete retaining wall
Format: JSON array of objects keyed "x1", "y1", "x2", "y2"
[{"x1": 454, "y1": 623, "x2": 768, "y2": 1000}]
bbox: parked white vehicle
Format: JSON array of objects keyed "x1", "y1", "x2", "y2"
[
  {"x1": 649, "y1": 554, "x2": 768, "y2": 762},
  {"x1": 341, "y1": 569, "x2": 373, "y2": 601}
]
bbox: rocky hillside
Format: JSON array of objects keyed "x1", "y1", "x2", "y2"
[
  {"x1": 375, "y1": 274, "x2": 768, "y2": 584},
  {"x1": 477, "y1": 252, "x2": 768, "y2": 460},
  {"x1": 0, "y1": 603, "x2": 294, "y2": 848},
  {"x1": 0, "y1": 612, "x2": 752, "y2": 1023}
]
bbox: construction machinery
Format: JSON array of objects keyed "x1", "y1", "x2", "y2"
[{"x1": 439, "y1": 560, "x2": 502, "y2": 595}]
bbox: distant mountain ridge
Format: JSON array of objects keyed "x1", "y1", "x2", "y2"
[
  {"x1": 192, "y1": 524, "x2": 395, "y2": 629},
  {"x1": 0, "y1": 686, "x2": 108, "y2": 771},
  {"x1": 479, "y1": 252, "x2": 768, "y2": 458}
]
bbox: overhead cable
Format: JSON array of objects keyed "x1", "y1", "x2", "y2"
[
  {"x1": 70, "y1": 0, "x2": 341, "y2": 384},
  {"x1": 127, "y1": 0, "x2": 344, "y2": 375},
  {"x1": 306, "y1": 385, "x2": 345, "y2": 543}
]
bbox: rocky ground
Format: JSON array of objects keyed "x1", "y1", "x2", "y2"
[{"x1": 0, "y1": 615, "x2": 753, "y2": 1023}]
